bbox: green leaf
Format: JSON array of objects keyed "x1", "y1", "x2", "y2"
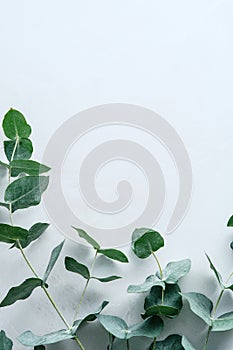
[
  {"x1": 127, "y1": 275, "x2": 165, "y2": 293},
  {"x1": 65, "y1": 256, "x2": 90, "y2": 279},
  {"x1": 72, "y1": 227, "x2": 100, "y2": 249},
  {"x1": 205, "y1": 253, "x2": 223, "y2": 286},
  {"x1": 18, "y1": 329, "x2": 73, "y2": 346},
  {"x1": 72, "y1": 301, "x2": 109, "y2": 332},
  {"x1": 127, "y1": 316, "x2": 163, "y2": 339},
  {"x1": 98, "y1": 249, "x2": 128, "y2": 263},
  {"x1": 131, "y1": 228, "x2": 164, "y2": 259},
  {"x1": 0, "y1": 224, "x2": 28, "y2": 244},
  {"x1": 0, "y1": 161, "x2": 9, "y2": 169},
  {"x1": 97, "y1": 315, "x2": 127, "y2": 339},
  {"x1": 0, "y1": 278, "x2": 43, "y2": 307},
  {"x1": 92, "y1": 276, "x2": 122, "y2": 283},
  {"x1": 19, "y1": 223, "x2": 49, "y2": 249},
  {"x1": 157, "y1": 259, "x2": 191, "y2": 284},
  {"x1": 149, "y1": 335, "x2": 196, "y2": 350},
  {"x1": 4, "y1": 139, "x2": 33, "y2": 162},
  {"x1": 149, "y1": 335, "x2": 183, "y2": 350},
  {"x1": 34, "y1": 346, "x2": 46, "y2": 350},
  {"x1": 2, "y1": 109, "x2": 31, "y2": 140},
  {"x1": 181, "y1": 292, "x2": 213, "y2": 326},
  {"x1": 98, "y1": 315, "x2": 163, "y2": 340},
  {"x1": 0, "y1": 202, "x2": 10, "y2": 210},
  {"x1": 10, "y1": 160, "x2": 50, "y2": 177},
  {"x1": 0, "y1": 330, "x2": 13, "y2": 349},
  {"x1": 4, "y1": 176, "x2": 49, "y2": 212},
  {"x1": 143, "y1": 284, "x2": 182, "y2": 319},
  {"x1": 43, "y1": 241, "x2": 65, "y2": 283},
  {"x1": 226, "y1": 284, "x2": 233, "y2": 291},
  {"x1": 227, "y1": 215, "x2": 233, "y2": 227},
  {"x1": 212, "y1": 311, "x2": 233, "y2": 331},
  {"x1": 230, "y1": 241, "x2": 233, "y2": 250}
]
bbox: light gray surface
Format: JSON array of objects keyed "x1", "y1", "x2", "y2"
[{"x1": 1, "y1": 1, "x2": 233, "y2": 349}]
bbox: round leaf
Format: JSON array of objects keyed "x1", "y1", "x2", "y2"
[
  {"x1": 131, "y1": 228, "x2": 164, "y2": 259},
  {"x1": 2, "y1": 109, "x2": 31, "y2": 140}
]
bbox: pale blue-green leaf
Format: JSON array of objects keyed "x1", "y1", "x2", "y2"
[
  {"x1": 182, "y1": 336, "x2": 196, "y2": 349},
  {"x1": 97, "y1": 315, "x2": 127, "y2": 339},
  {"x1": 43, "y1": 241, "x2": 65, "y2": 283},
  {"x1": 157, "y1": 259, "x2": 191, "y2": 283},
  {"x1": 127, "y1": 275, "x2": 165, "y2": 293},
  {"x1": 18, "y1": 329, "x2": 73, "y2": 346},
  {"x1": 212, "y1": 311, "x2": 233, "y2": 331},
  {"x1": 127, "y1": 316, "x2": 163, "y2": 339},
  {"x1": 181, "y1": 293, "x2": 213, "y2": 326}
]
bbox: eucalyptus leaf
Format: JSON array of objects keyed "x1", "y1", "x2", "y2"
[
  {"x1": 0, "y1": 278, "x2": 43, "y2": 307},
  {"x1": 181, "y1": 336, "x2": 196, "y2": 350},
  {"x1": 65, "y1": 256, "x2": 90, "y2": 279},
  {"x1": 4, "y1": 139, "x2": 33, "y2": 162},
  {"x1": 143, "y1": 284, "x2": 182, "y2": 319},
  {"x1": 92, "y1": 276, "x2": 121, "y2": 283},
  {"x1": 0, "y1": 224, "x2": 28, "y2": 244},
  {"x1": 131, "y1": 228, "x2": 164, "y2": 259},
  {"x1": 10, "y1": 160, "x2": 50, "y2": 177},
  {"x1": 181, "y1": 292, "x2": 213, "y2": 326},
  {"x1": 2, "y1": 109, "x2": 31, "y2": 140},
  {"x1": 43, "y1": 241, "x2": 65, "y2": 283},
  {"x1": 72, "y1": 227, "x2": 100, "y2": 249},
  {"x1": 157, "y1": 259, "x2": 191, "y2": 284},
  {"x1": 230, "y1": 241, "x2": 233, "y2": 250},
  {"x1": 149, "y1": 335, "x2": 196, "y2": 350},
  {"x1": 127, "y1": 316, "x2": 163, "y2": 339},
  {"x1": 34, "y1": 346, "x2": 46, "y2": 350},
  {"x1": 0, "y1": 202, "x2": 10, "y2": 210},
  {"x1": 0, "y1": 330, "x2": 13, "y2": 350},
  {"x1": 72, "y1": 301, "x2": 109, "y2": 332},
  {"x1": 212, "y1": 311, "x2": 233, "y2": 331},
  {"x1": 98, "y1": 249, "x2": 128, "y2": 263},
  {"x1": 205, "y1": 253, "x2": 223, "y2": 286},
  {"x1": 227, "y1": 215, "x2": 233, "y2": 227},
  {"x1": 19, "y1": 223, "x2": 49, "y2": 249},
  {"x1": 4, "y1": 176, "x2": 49, "y2": 212},
  {"x1": 0, "y1": 161, "x2": 9, "y2": 169},
  {"x1": 18, "y1": 329, "x2": 73, "y2": 346},
  {"x1": 127, "y1": 275, "x2": 165, "y2": 293},
  {"x1": 98, "y1": 315, "x2": 163, "y2": 340}
]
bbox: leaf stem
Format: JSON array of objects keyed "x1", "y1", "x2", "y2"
[
  {"x1": 151, "y1": 251, "x2": 164, "y2": 303},
  {"x1": 126, "y1": 339, "x2": 130, "y2": 350},
  {"x1": 17, "y1": 240, "x2": 85, "y2": 350},
  {"x1": 203, "y1": 326, "x2": 211, "y2": 350},
  {"x1": 73, "y1": 249, "x2": 98, "y2": 320},
  {"x1": 152, "y1": 338, "x2": 156, "y2": 350}
]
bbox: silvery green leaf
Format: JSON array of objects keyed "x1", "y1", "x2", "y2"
[
  {"x1": 43, "y1": 241, "x2": 65, "y2": 283},
  {"x1": 127, "y1": 275, "x2": 165, "y2": 293},
  {"x1": 205, "y1": 253, "x2": 223, "y2": 286},
  {"x1": 2, "y1": 109, "x2": 31, "y2": 140},
  {"x1": 98, "y1": 249, "x2": 128, "y2": 263},
  {"x1": 181, "y1": 292, "x2": 213, "y2": 326},
  {"x1": 212, "y1": 311, "x2": 233, "y2": 331},
  {"x1": 157, "y1": 259, "x2": 191, "y2": 283},
  {"x1": 4, "y1": 139, "x2": 33, "y2": 162},
  {"x1": 0, "y1": 224, "x2": 28, "y2": 244},
  {"x1": 18, "y1": 329, "x2": 73, "y2": 346},
  {"x1": 65, "y1": 256, "x2": 90, "y2": 279},
  {"x1": 19, "y1": 223, "x2": 49, "y2": 249},
  {"x1": 72, "y1": 227, "x2": 100, "y2": 249},
  {"x1": 10, "y1": 160, "x2": 50, "y2": 177}
]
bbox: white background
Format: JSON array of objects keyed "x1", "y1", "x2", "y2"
[{"x1": 1, "y1": 1, "x2": 233, "y2": 349}]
